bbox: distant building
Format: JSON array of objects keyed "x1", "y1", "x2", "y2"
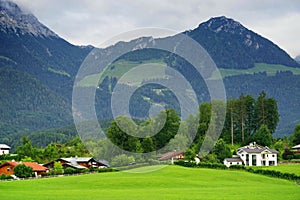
[
  {"x1": 224, "y1": 142, "x2": 278, "y2": 167},
  {"x1": 291, "y1": 144, "x2": 300, "y2": 154},
  {"x1": 0, "y1": 161, "x2": 48, "y2": 177},
  {"x1": 0, "y1": 144, "x2": 10, "y2": 155},
  {"x1": 158, "y1": 150, "x2": 185, "y2": 164},
  {"x1": 43, "y1": 157, "x2": 109, "y2": 170}
]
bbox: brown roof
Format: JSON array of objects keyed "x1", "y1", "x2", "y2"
[
  {"x1": 158, "y1": 150, "x2": 184, "y2": 161},
  {"x1": 224, "y1": 157, "x2": 243, "y2": 162},
  {"x1": 0, "y1": 162, "x2": 48, "y2": 172}
]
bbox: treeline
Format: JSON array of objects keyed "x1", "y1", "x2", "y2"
[
  {"x1": 1, "y1": 136, "x2": 92, "y2": 164},
  {"x1": 86, "y1": 91, "x2": 280, "y2": 165},
  {"x1": 0, "y1": 68, "x2": 73, "y2": 145}
]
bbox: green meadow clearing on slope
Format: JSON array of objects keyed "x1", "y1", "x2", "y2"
[
  {"x1": 218, "y1": 63, "x2": 300, "y2": 77},
  {"x1": 77, "y1": 59, "x2": 166, "y2": 87},
  {"x1": 77, "y1": 60, "x2": 300, "y2": 87},
  {"x1": 0, "y1": 165, "x2": 299, "y2": 200}
]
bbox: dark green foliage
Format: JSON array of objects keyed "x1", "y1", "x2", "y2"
[
  {"x1": 175, "y1": 160, "x2": 227, "y2": 169},
  {"x1": 0, "y1": 174, "x2": 12, "y2": 180},
  {"x1": 106, "y1": 108, "x2": 180, "y2": 154},
  {"x1": 64, "y1": 167, "x2": 75, "y2": 175},
  {"x1": 141, "y1": 137, "x2": 154, "y2": 153},
  {"x1": 0, "y1": 68, "x2": 73, "y2": 145},
  {"x1": 254, "y1": 91, "x2": 279, "y2": 133},
  {"x1": 290, "y1": 124, "x2": 300, "y2": 145},
  {"x1": 197, "y1": 162, "x2": 227, "y2": 170},
  {"x1": 282, "y1": 148, "x2": 294, "y2": 160},
  {"x1": 224, "y1": 72, "x2": 300, "y2": 137},
  {"x1": 174, "y1": 160, "x2": 197, "y2": 168},
  {"x1": 184, "y1": 149, "x2": 196, "y2": 161},
  {"x1": 212, "y1": 139, "x2": 232, "y2": 162},
  {"x1": 98, "y1": 168, "x2": 117, "y2": 173},
  {"x1": 14, "y1": 164, "x2": 33, "y2": 178},
  {"x1": 249, "y1": 125, "x2": 273, "y2": 147},
  {"x1": 14, "y1": 136, "x2": 91, "y2": 163},
  {"x1": 218, "y1": 92, "x2": 278, "y2": 145},
  {"x1": 228, "y1": 165, "x2": 245, "y2": 170},
  {"x1": 247, "y1": 168, "x2": 300, "y2": 182}
]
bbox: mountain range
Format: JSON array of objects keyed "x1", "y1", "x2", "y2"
[{"x1": 0, "y1": 0, "x2": 299, "y2": 147}]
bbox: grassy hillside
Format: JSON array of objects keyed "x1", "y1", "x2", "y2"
[
  {"x1": 0, "y1": 166, "x2": 299, "y2": 200},
  {"x1": 78, "y1": 60, "x2": 300, "y2": 87},
  {"x1": 77, "y1": 59, "x2": 166, "y2": 87},
  {"x1": 258, "y1": 164, "x2": 300, "y2": 176},
  {"x1": 219, "y1": 63, "x2": 300, "y2": 77}
]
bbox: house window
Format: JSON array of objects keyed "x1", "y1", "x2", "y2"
[
  {"x1": 241, "y1": 154, "x2": 244, "y2": 156},
  {"x1": 252, "y1": 155, "x2": 256, "y2": 166},
  {"x1": 272, "y1": 155, "x2": 275, "y2": 157},
  {"x1": 230, "y1": 162, "x2": 232, "y2": 165}
]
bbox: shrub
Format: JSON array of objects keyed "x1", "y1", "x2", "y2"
[
  {"x1": 148, "y1": 159, "x2": 160, "y2": 165},
  {"x1": 64, "y1": 167, "x2": 75, "y2": 175},
  {"x1": 282, "y1": 148, "x2": 294, "y2": 160},
  {"x1": 5, "y1": 175, "x2": 13, "y2": 180},
  {"x1": 14, "y1": 164, "x2": 33, "y2": 178},
  {"x1": 174, "y1": 160, "x2": 197, "y2": 168},
  {"x1": 53, "y1": 161, "x2": 63, "y2": 175},
  {"x1": 111, "y1": 154, "x2": 135, "y2": 167},
  {"x1": 0, "y1": 174, "x2": 6, "y2": 180},
  {"x1": 0, "y1": 174, "x2": 13, "y2": 180},
  {"x1": 293, "y1": 154, "x2": 300, "y2": 159},
  {"x1": 89, "y1": 167, "x2": 97, "y2": 172},
  {"x1": 229, "y1": 165, "x2": 245, "y2": 170},
  {"x1": 98, "y1": 168, "x2": 116, "y2": 173},
  {"x1": 198, "y1": 162, "x2": 227, "y2": 170}
]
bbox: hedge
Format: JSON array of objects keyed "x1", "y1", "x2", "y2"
[
  {"x1": 174, "y1": 161, "x2": 300, "y2": 182},
  {"x1": 0, "y1": 174, "x2": 13, "y2": 180}
]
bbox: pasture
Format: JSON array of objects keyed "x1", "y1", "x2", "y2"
[{"x1": 0, "y1": 165, "x2": 299, "y2": 200}]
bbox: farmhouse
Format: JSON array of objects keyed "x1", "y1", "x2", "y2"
[
  {"x1": 291, "y1": 144, "x2": 300, "y2": 154},
  {"x1": 44, "y1": 157, "x2": 109, "y2": 170},
  {"x1": 0, "y1": 161, "x2": 48, "y2": 177},
  {"x1": 0, "y1": 144, "x2": 10, "y2": 155},
  {"x1": 224, "y1": 142, "x2": 278, "y2": 167},
  {"x1": 158, "y1": 150, "x2": 184, "y2": 164}
]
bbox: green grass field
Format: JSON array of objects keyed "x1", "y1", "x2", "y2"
[
  {"x1": 258, "y1": 164, "x2": 300, "y2": 176},
  {"x1": 0, "y1": 165, "x2": 299, "y2": 200}
]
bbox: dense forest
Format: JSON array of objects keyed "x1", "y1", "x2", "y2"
[{"x1": 5, "y1": 91, "x2": 300, "y2": 167}]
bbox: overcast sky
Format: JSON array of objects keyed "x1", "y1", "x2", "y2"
[{"x1": 14, "y1": 0, "x2": 300, "y2": 58}]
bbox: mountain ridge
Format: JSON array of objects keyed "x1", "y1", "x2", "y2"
[
  {"x1": 0, "y1": 1, "x2": 300, "y2": 147},
  {"x1": 186, "y1": 16, "x2": 300, "y2": 69}
]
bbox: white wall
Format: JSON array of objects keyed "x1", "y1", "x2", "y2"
[{"x1": 0, "y1": 149, "x2": 10, "y2": 155}]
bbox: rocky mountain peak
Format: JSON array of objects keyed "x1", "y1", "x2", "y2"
[
  {"x1": 0, "y1": 0, "x2": 58, "y2": 37},
  {"x1": 201, "y1": 16, "x2": 246, "y2": 34}
]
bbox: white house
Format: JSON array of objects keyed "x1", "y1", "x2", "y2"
[
  {"x1": 224, "y1": 142, "x2": 278, "y2": 167},
  {"x1": 0, "y1": 144, "x2": 11, "y2": 155},
  {"x1": 224, "y1": 155, "x2": 243, "y2": 167}
]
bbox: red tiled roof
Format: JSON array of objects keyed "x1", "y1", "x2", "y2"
[
  {"x1": 0, "y1": 162, "x2": 48, "y2": 172},
  {"x1": 22, "y1": 162, "x2": 48, "y2": 171}
]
